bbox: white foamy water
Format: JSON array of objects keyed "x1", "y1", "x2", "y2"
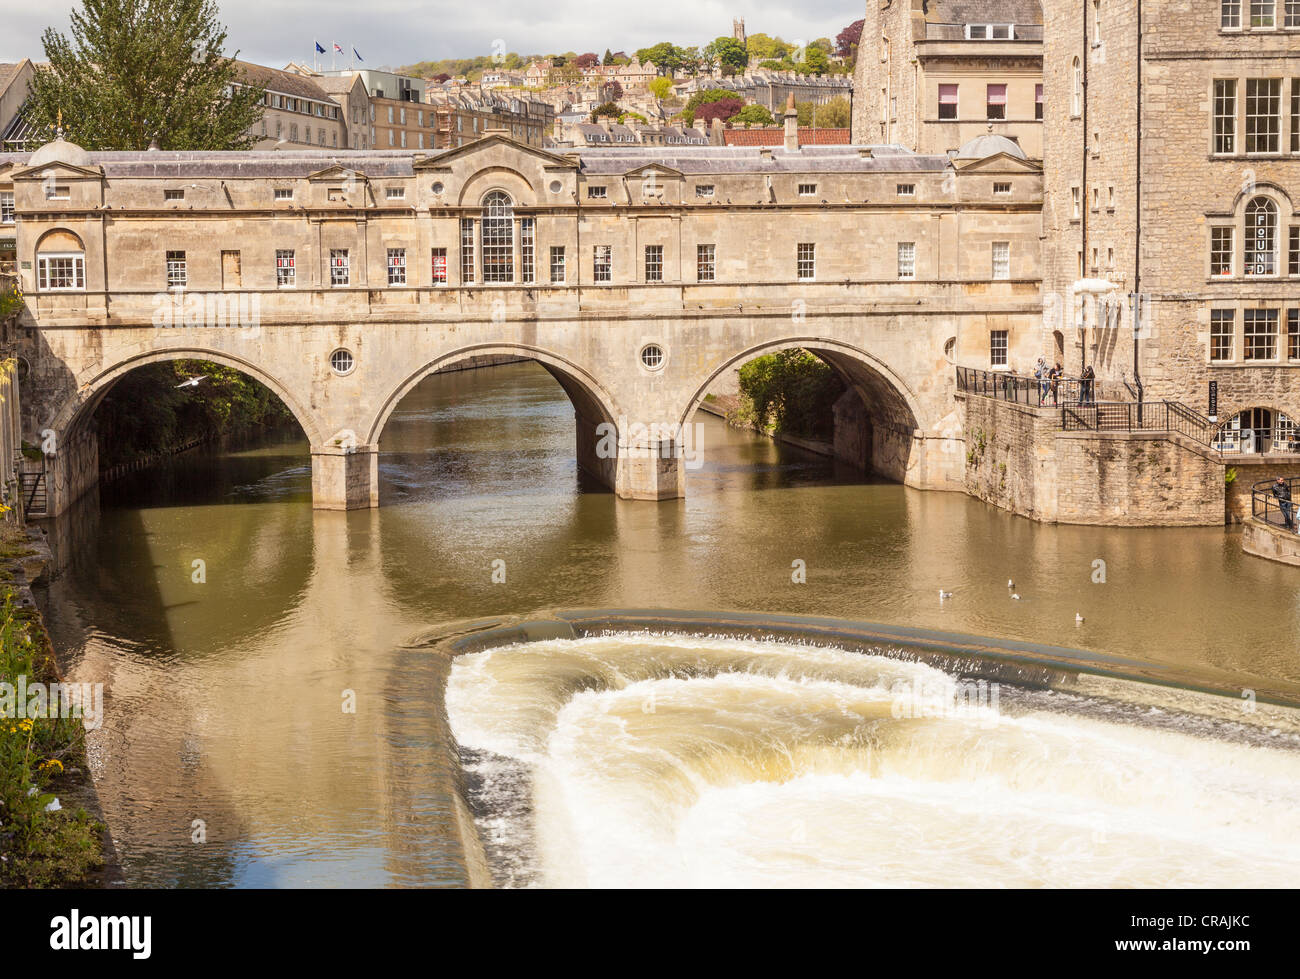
[{"x1": 445, "y1": 633, "x2": 1300, "y2": 888}]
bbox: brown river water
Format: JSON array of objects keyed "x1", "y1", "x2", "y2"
[{"x1": 38, "y1": 362, "x2": 1300, "y2": 887}]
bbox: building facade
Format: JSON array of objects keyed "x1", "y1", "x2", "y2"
[
  {"x1": 1041, "y1": 0, "x2": 1300, "y2": 449},
  {"x1": 852, "y1": 0, "x2": 1045, "y2": 159},
  {"x1": 235, "y1": 62, "x2": 347, "y2": 149}
]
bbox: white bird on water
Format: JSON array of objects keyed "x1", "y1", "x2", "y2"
[
  {"x1": 175, "y1": 375, "x2": 208, "y2": 389},
  {"x1": 1076, "y1": 612, "x2": 1085, "y2": 625},
  {"x1": 1011, "y1": 593, "x2": 1021, "y2": 600},
  {"x1": 1007, "y1": 579, "x2": 1015, "y2": 589},
  {"x1": 939, "y1": 589, "x2": 953, "y2": 600}
]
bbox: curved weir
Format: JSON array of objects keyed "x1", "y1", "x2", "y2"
[{"x1": 442, "y1": 615, "x2": 1300, "y2": 889}]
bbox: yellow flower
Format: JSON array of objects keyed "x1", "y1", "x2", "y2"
[{"x1": 40, "y1": 759, "x2": 63, "y2": 774}]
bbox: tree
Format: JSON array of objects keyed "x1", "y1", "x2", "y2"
[
  {"x1": 678, "y1": 46, "x2": 703, "y2": 76},
  {"x1": 573, "y1": 52, "x2": 599, "y2": 69},
  {"x1": 590, "y1": 101, "x2": 621, "y2": 121},
  {"x1": 705, "y1": 36, "x2": 749, "y2": 76},
  {"x1": 604, "y1": 80, "x2": 624, "y2": 101},
  {"x1": 683, "y1": 87, "x2": 741, "y2": 125},
  {"x1": 26, "y1": 0, "x2": 265, "y2": 151},
  {"x1": 649, "y1": 76, "x2": 673, "y2": 100},
  {"x1": 835, "y1": 19, "x2": 864, "y2": 60},
  {"x1": 694, "y1": 97, "x2": 744, "y2": 127},
  {"x1": 636, "y1": 42, "x2": 683, "y2": 75},
  {"x1": 796, "y1": 96, "x2": 851, "y2": 128},
  {"x1": 745, "y1": 33, "x2": 791, "y2": 62},
  {"x1": 730, "y1": 104, "x2": 774, "y2": 127},
  {"x1": 795, "y1": 46, "x2": 831, "y2": 75},
  {"x1": 603, "y1": 48, "x2": 614, "y2": 65}
]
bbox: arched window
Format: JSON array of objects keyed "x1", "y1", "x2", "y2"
[
  {"x1": 481, "y1": 190, "x2": 514, "y2": 283},
  {"x1": 1071, "y1": 58, "x2": 1082, "y2": 116},
  {"x1": 35, "y1": 230, "x2": 85, "y2": 292},
  {"x1": 1244, "y1": 196, "x2": 1278, "y2": 276},
  {"x1": 1216, "y1": 407, "x2": 1295, "y2": 454}
]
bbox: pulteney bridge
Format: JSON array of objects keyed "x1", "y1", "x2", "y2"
[{"x1": 0, "y1": 129, "x2": 1044, "y2": 513}]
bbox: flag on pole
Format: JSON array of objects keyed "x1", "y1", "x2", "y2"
[
  {"x1": 333, "y1": 42, "x2": 343, "y2": 53},
  {"x1": 353, "y1": 47, "x2": 364, "y2": 62},
  {"x1": 315, "y1": 41, "x2": 326, "y2": 54}
]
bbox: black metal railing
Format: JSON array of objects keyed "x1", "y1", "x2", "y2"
[
  {"x1": 1253, "y1": 477, "x2": 1300, "y2": 531},
  {"x1": 955, "y1": 366, "x2": 1091, "y2": 408},
  {"x1": 20, "y1": 470, "x2": 45, "y2": 518},
  {"x1": 1059, "y1": 400, "x2": 1215, "y2": 443}
]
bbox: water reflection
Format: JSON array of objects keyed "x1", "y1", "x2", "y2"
[{"x1": 38, "y1": 362, "x2": 1300, "y2": 887}]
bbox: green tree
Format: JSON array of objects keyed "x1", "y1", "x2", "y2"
[
  {"x1": 736, "y1": 350, "x2": 845, "y2": 440},
  {"x1": 590, "y1": 101, "x2": 621, "y2": 122},
  {"x1": 730, "y1": 104, "x2": 774, "y2": 127},
  {"x1": 649, "y1": 76, "x2": 674, "y2": 100},
  {"x1": 26, "y1": 0, "x2": 264, "y2": 151},
  {"x1": 745, "y1": 33, "x2": 790, "y2": 62},
  {"x1": 636, "y1": 42, "x2": 683, "y2": 75},
  {"x1": 795, "y1": 46, "x2": 831, "y2": 75},
  {"x1": 705, "y1": 36, "x2": 749, "y2": 76},
  {"x1": 796, "y1": 96, "x2": 850, "y2": 128},
  {"x1": 683, "y1": 88, "x2": 741, "y2": 126}
]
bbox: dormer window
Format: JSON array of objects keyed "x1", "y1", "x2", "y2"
[
  {"x1": 587, "y1": 185, "x2": 607, "y2": 199},
  {"x1": 386, "y1": 186, "x2": 406, "y2": 200},
  {"x1": 274, "y1": 188, "x2": 293, "y2": 201},
  {"x1": 164, "y1": 188, "x2": 184, "y2": 202},
  {"x1": 966, "y1": 24, "x2": 1015, "y2": 39}
]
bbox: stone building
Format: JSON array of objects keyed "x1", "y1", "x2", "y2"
[
  {"x1": 429, "y1": 91, "x2": 554, "y2": 148},
  {"x1": 318, "y1": 69, "x2": 436, "y2": 151},
  {"x1": 685, "y1": 71, "x2": 854, "y2": 112},
  {"x1": 311, "y1": 73, "x2": 372, "y2": 151},
  {"x1": 234, "y1": 62, "x2": 347, "y2": 149},
  {"x1": 851, "y1": 0, "x2": 1044, "y2": 159},
  {"x1": 0, "y1": 132, "x2": 1041, "y2": 512},
  {"x1": 1040, "y1": 0, "x2": 1300, "y2": 450},
  {"x1": 0, "y1": 60, "x2": 36, "y2": 153}
]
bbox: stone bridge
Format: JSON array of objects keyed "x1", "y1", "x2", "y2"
[{"x1": 0, "y1": 132, "x2": 1045, "y2": 512}]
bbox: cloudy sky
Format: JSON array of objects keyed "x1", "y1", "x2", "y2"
[{"x1": 3, "y1": 0, "x2": 862, "y2": 69}]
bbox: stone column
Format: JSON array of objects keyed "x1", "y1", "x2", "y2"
[
  {"x1": 614, "y1": 432, "x2": 687, "y2": 501},
  {"x1": 311, "y1": 444, "x2": 378, "y2": 509}
]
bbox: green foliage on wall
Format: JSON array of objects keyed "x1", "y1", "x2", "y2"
[{"x1": 736, "y1": 349, "x2": 845, "y2": 440}]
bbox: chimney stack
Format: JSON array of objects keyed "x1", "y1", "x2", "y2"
[
  {"x1": 783, "y1": 93, "x2": 798, "y2": 152},
  {"x1": 710, "y1": 116, "x2": 724, "y2": 145}
]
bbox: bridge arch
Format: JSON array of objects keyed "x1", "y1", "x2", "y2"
[
  {"x1": 49, "y1": 347, "x2": 324, "y2": 447},
  {"x1": 365, "y1": 343, "x2": 625, "y2": 492},
  {"x1": 678, "y1": 336, "x2": 938, "y2": 485}
]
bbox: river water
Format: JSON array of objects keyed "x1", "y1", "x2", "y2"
[{"x1": 39, "y1": 362, "x2": 1300, "y2": 887}]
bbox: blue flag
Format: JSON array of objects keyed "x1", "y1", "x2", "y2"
[
  {"x1": 315, "y1": 41, "x2": 326, "y2": 54},
  {"x1": 353, "y1": 47, "x2": 363, "y2": 62}
]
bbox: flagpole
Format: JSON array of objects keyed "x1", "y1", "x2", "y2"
[{"x1": 313, "y1": 39, "x2": 318, "y2": 73}]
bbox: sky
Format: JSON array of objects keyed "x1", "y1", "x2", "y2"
[{"x1": 2, "y1": 0, "x2": 863, "y2": 70}]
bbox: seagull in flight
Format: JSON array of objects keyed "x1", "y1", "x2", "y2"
[{"x1": 175, "y1": 375, "x2": 208, "y2": 389}]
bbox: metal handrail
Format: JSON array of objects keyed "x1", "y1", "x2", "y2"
[
  {"x1": 955, "y1": 366, "x2": 1092, "y2": 408},
  {"x1": 1253, "y1": 477, "x2": 1300, "y2": 532}
]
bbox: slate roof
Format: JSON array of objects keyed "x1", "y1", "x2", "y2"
[
  {"x1": 0, "y1": 143, "x2": 950, "y2": 179},
  {"x1": 233, "y1": 61, "x2": 335, "y2": 103}
]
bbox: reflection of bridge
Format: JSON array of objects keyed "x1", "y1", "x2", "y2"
[{"x1": 0, "y1": 133, "x2": 1045, "y2": 513}]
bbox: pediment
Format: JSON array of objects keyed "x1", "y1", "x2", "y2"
[
  {"x1": 413, "y1": 134, "x2": 579, "y2": 171},
  {"x1": 307, "y1": 165, "x2": 369, "y2": 183},
  {"x1": 11, "y1": 160, "x2": 103, "y2": 180},
  {"x1": 624, "y1": 162, "x2": 684, "y2": 180},
  {"x1": 954, "y1": 152, "x2": 1042, "y2": 174}
]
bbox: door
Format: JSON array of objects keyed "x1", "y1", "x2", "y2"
[{"x1": 221, "y1": 250, "x2": 242, "y2": 288}]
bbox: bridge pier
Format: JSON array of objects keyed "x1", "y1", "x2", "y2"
[{"x1": 311, "y1": 445, "x2": 379, "y2": 510}]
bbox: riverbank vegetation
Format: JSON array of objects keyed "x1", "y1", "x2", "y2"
[
  {"x1": 731, "y1": 349, "x2": 845, "y2": 441},
  {"x1": 0, "y1": 524, "x2": 103, "y2": 887},
  {"x1": 94, "y1": 360, "x2": 297, "y2": 470}
]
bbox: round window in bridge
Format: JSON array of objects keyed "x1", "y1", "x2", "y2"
[
  {"x1": 640, "y1": 344, "x2": 665, "y2": 371},
  {"x1": 329, "y1": 348, "x2": 355, "y2": 376},
  {"x1": 431, "y1": 181, "x2": 444, "y2": 195}
]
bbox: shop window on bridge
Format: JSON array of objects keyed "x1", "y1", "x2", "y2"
[
  {"x1": 938, "y1": 85, "x2": 958, "y2": 120},
  {"x1": 990, "y1": 330, "x2": 1008, "y2": 368},
  {"x1": 1211, "y1": 309, "x2": 1235, "y2": 361},
  {"x1": 37, "y1": 252, "x2": 85, "y2": 291},
  {"x1": 481, "y1": 191, "x2": 514, "y2": 283},
  {"x1": 432, "y1": 247, "x2": 447, "y2": 285},
  {"x1": 1, "y1": 191, "x2": 15, "y2": 224},
  {"x1": 1216, "y1": 407, "x2": 1297, "y2": 453},
  {"x1": 331, "y1": 249, "x2": 350, "y2": 287}
]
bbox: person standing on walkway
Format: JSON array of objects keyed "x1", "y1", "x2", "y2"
[
  {"x1": 1273, "y1": 476, "x2": 1296, "y2": 531},
  {"x1": 1081, "y1": 364, "x2": 1095, "y2": 405},
  {"x1": 1049, "y1": 362, "x2": 1063, "y2": 407},
  {"x1": 1035, "y1": 357, "x2": 1048, "y2": 406}
]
